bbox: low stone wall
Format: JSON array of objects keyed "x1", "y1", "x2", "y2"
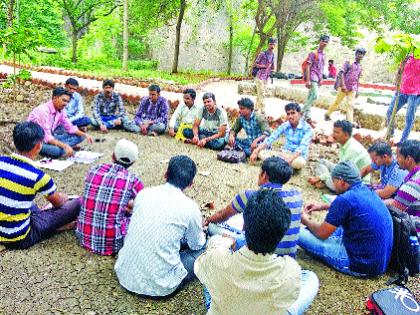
[{"x1": 238, "y1": 81, "x2": 419, "y2": 132}]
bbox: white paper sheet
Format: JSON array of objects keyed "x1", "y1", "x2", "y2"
[
  {"x1": 35, "y1": 159, "x2": 74, "y2": 172},
  {"x1": 68, "y1": 151, "x2": 103, "y2": 164}
]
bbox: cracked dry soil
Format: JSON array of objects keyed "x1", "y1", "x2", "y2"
[{"x1": 0, "y1": 85, "x2": 418, "y2": 315}]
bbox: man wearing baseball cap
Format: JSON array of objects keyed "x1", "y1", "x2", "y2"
[{"x1": 76, "y1": 139, "x2": 144, "y2": 256}]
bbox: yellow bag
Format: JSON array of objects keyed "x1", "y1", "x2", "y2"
[{"x1": 175, "y1": 123, "x2": 193, "y2": 141}]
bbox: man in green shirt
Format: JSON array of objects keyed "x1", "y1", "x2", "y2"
[{"x1": 309, "y1": 120, "x2": 370, "y2": 191}]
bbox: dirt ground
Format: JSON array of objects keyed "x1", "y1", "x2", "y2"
[{"x1": 0, "y1": 84, "x2": 418, "y2": 315}]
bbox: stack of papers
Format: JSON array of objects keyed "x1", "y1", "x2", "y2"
[
  {"x1": 35, "y1": 159, "x2": 74, "y2": 172},
  {"x1": 68, "y1": 151, "x2": 103, "y2": 164}
]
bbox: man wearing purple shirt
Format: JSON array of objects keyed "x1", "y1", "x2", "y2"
[
  {"x1": 325, "y1": 48, "x2": 366, "y2": 124},
  {"x1": 27, "y1": 87, "x2": 93, "y2": 158},
  {"x1": 134, "y1": 84, "x2": 169, "y2": 136},
  {"x1": 302, "y1": 35, "x2": 329, "y2": 126},
  {"x1": 254, "y1": 38, "x2": 276, "y2": 113}
]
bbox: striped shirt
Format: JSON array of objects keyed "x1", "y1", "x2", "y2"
[
  {"x1": 0, "y1": 154, "x2": 56, "y2": 242},
  {"x1": 230, "y1": 182, "x2": 303, "y2": 257},
  {"x1": 392, "y1": 166, "x2": 420, "y2": 234},
  {"x1": 76, "y1": 163, "x2": 144, "y2": 256}
]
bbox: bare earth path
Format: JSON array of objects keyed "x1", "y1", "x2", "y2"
[{"x1": 0, "y1": 67, "x2": 418, "y2": 315}]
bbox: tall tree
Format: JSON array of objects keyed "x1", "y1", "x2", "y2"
[
  {"x1": 60, "y1": 0, "x2": 119, "y2": 63},
  {"x1": 172, "y1": 0, "x2": 187, "y2": 73},
  {"x1": 122, "y1": 0, "x2": 128, "y2": 71}
]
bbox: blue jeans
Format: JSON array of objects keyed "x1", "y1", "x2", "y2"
[
  {"x1": 40, "y1": 132, "x2": 84, "y2": 158},
  {"x1": 71, "y1": 116, "x2": 92, "y2": 127},
  {"x1": 183, "y1": 128, "x2": 226, "y2": 150},
  {"x1": 298, "y1": 227, "x2": 367, "y2": 277},
  {"x1": 179, "y1": 247, "x2": 206, "y2": 287},
  {"x1": 203, "y1": 269, "x2": 319, "y2": 314},
  {"x1": 234, "y1": 138, "x2": 254, "y2": 157},
  {"x1": 386, "y1": 93, "x2": 419, "y2": 142},
  {"x1": 91, "y1": 115, "x2": 140, "y2": 133}
]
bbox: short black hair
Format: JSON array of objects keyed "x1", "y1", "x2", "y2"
[
  {"x1": 103, "y1": 79, "x2": 115, "y2": 88},
  {"x1": 65, "y1": 78, "x2": 79, "y2": 86},
  {"x1": 328, "y1": 59, "x2": 334, "y2": 63},
  {"x1": 148, "y1": 84, "x2": 161, "y2": 93},
  {"x1": 320, "y1": 34, "x2": 330, "y2": 42},
  {"x1": 261, "y1": 157, "x2": 293, "y2": 184},
  {"x1": 166, "y1": 155, "x2": 197, "y2": 190},
  {"x1": 397, "y1": 140, "x2": 420, "y2": 163},
  {"x1": 202, "y1": 92, "x2": 216, "y2": 102},
  {"x1": 368, "y1": 141, "x2": 392, "y2": 157},
  {"x1": 244, "y1": 189, "x2": 291, "y2": 255},
  {"x1": 333, "y1": 120, "x2": 353, "y2": 136},
  {"x1": 52, "y1": 87, "x2": 72, "y2": 98},
  {"x1": 183, "y1": 88, "x2": 196, "y2": 100},
  {"x1": 285, "y1": 102, "x2": 301, "y2": 113},
  {"x1": 237, "y1": 97, "x2": 254, "y2": 110},
  {"x1": 13, "y1": 121, "x2": 45, "y2": 152}
]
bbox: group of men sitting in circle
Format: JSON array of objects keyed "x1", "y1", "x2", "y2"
[{"x1": 0, "y1": 76, "x2": 419, "y2": 314}]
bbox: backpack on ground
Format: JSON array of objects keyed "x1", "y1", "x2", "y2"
[
  {"x1": 217, "y1": 149, "x2": 246, "y2": 163},
  {"x1": 301, "y1": 51, "x2": 318, "y2": 82},
  {"x1": 366, "y1": 286, "x2": 419, "y2": 315},
  {"x1": 387, "y1": 207, "x2": 419, "y2": 286}
]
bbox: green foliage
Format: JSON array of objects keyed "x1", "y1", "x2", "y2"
[
  {"x1": 375, "y1": 33, "x2": 420, "y2": 67},
  {"x1": 0, "y1": 26, "x2": 43, "y2": 58},
  {"x1": 2, "y1": 69, "x2": 32, "y2": 88}
]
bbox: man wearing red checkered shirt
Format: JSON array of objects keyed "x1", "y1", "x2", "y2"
[{"x1": 76, "y1": 139, "x2": 144, "y2": 255}]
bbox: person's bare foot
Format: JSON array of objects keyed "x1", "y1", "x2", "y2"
[
  {"x1": 73, "y1": 144, "x2": 82, "y2": 151},
  {"x1": 56, "y1": 220, "x2": 76, "y2": 231},
  {"x1": 148, "y1": 131, "x2": 159, "y2": 137},
  {"x1": 306, "y1": 119, "x2": 316, "y2": 128},
  {"x1": 315, "y1": 181, "x2": 326, "y2": 189}
]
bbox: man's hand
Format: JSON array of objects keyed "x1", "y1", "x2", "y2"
[
  {"x1": 64, "y1": 144, "x2": 74, "y2": 157},
  {"x1": 197, "y1": 138, "x2": 207, "y2": 148},
  {"x1": 228, "y1": 134, "x2": 235, "y2": 147},
  {"x1": 305, "y1": 81, "x2": 312, "y2": 89},
  {"x1": 250, "y1": 139, "x2": 259, "y2": 150},
  {"x1": 168, "y1": 128, "x2": 176, "y2": 137},
  {"x1": 304, "y1": 203, "x2": 321, "y2": 213},
  {"x1": 308, "y1": 176, "x2": 320, "y2": 185},
  {"x1": 192, "y1": 135, "x2": 199, "y2": 144},
  {"x1": 202, "y1": 217, "x2": 210, "y2": 227},
  {"x1": 140, "y1": 124, "x2": 148, "y2": 135},
  {"x1": 249, "y1": 151, "x2": 258, "y2": 164},
  {"x1": 84, "y1": 133, "x2": 93, "y2": 144},
  {"x1": 99, "y1": 124, "x2": 108, "y2": 133},
  {"x1": 114, "y1": 119, "x2": 122, "y2": 126}
]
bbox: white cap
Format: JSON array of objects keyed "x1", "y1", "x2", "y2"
[{"x1": 114, "y1": 139, "x2": 139, "y2": 165}]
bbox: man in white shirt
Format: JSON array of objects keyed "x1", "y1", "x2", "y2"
[
  {"x1": 195, "y1": 189, "x2": 302, "y2": 315},
  {"x1": 168, "y1": 89, "x2": 201, "y2": 137},
  {"x1": 115, "y1": 155, "x2": 206, "y2": 297}
]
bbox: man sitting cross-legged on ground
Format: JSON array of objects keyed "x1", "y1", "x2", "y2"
[
  {"x1": 168, "y1": 88, "x2": 201, "y2": 137},
  {"x1": 0, "y1": 122, "x2": 81, "y2": 249},
  {"x1": 309, "y1": 120, "x2": 370, "y2": 190},
  {"x1": 135, "y1": 84, "x2": 169, "y2": 136},
  {"x1": 203, "y1": 156, "x2": 319, "y2": 315},
  {"x1": 227, "y1": 97, "x2": 271, "y2": 157},
  {"x1": 386, "y1": 140, "x2": 420, "y2": 236},
  {"x1": 27, "y1": 87, "x2": 93, "y2": 158},
  {"x1": 115, "y1": 155, "x2": 206, "y2": 297},
  {"x1": 91, "y1": 79, "x2": 139, "y2": 133},
  {"x1": 196, "y1": 189, "x2": 318, "y2": 315},
  {"x1": 76, "y1": 139, "x2": 144, "y2": 256},
  {"x1": 299, "y1": 161, "x2": 393, "y2": 277},
  {"x1": 64, "y1": 77, "x2": 92, "y2": 131},
  {"x1": 360, "y1": 141, "x2": 408, "y2": 199},
  {"x1": 250, "y1": 103, "x2": 313, "y2": 170},
  {"x1": 183, "y1": 92, "x2": 229, "y2": 151}
]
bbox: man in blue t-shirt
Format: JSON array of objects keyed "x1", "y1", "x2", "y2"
[
  {"x1": 299, "y1": 161, "x2": 393, "y2": 277},
  {"x1": 203, "y1": 156, "x2": 303, "y2": 257},
  {"x1": 360, "y1": 141, "x2": 408, "y2": 199}
]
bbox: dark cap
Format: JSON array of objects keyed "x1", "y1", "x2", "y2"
[
  {"x1": 355, "y1": 48, "x2": 367, "y2": 55},
  {"x1": 320, "y1": 35, "x2": 330, "y2": 42},
  {"x1": 268, "y1": 38, "x2": 277, "y2": 44}
]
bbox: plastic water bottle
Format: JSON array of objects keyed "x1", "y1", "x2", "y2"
[{"x1": 409, "y1": 236, "x2": 420, "y2": 273}]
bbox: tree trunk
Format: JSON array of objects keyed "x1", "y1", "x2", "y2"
[
  {"x1": 244, "y1": 25, "x2": 257, "y2": 75},
  {"x1": 227, "y1": 16, "x2": 233, "y2": 75},
  {"x1": 172, "y1": 0, "x2": 186, "y2": 74},
  {"x1": 7, "y1": 0, "x2": 15, "y2": 27},
  {"x1": 122, "y1": 0, "x2": 129, "y2": 71},
  {"x1": 72, "y1": 31, "x2": 78, "y2": 63},
  {"x1": 276, "y1": 30, "x2": 288, "y2": 71}
]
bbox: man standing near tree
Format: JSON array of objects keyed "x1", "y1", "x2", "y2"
[
  {"x1": 254, "y1": 38, "x2": 276, "y2": 113},
  {"x1": 302, "y1": 35, "x2": 330, "y2": 127}
]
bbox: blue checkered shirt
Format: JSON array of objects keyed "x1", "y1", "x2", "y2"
[{"x1": 264, "y1": 118, "x2": 313, "y2": 159}]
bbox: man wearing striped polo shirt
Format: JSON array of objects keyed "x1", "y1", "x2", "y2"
[{"x1": 0, "y1": 122, "x2": 81, "y2": 249}]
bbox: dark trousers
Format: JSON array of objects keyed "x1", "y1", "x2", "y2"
[{"x1": 3, "y1": 198, "x2": 81, "y2": 249}]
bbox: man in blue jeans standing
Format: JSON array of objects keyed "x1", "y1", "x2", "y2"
[
  {"x1": 27, "y1": 87, "x2": 93, "y2": 158},
  {"x1": 299, "y1": 161, "x2": 393, "y2": 277}
]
